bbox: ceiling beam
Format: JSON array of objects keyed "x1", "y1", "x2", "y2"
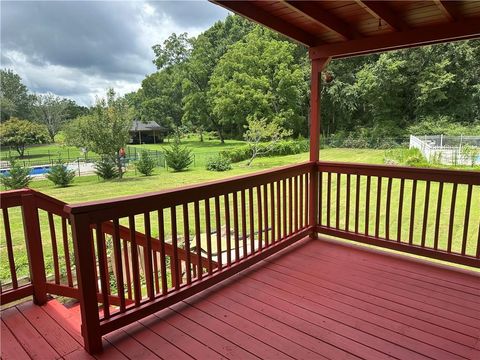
[
  {"x1": 212, "y1": 0, "x2": 318, "y2": 46},
  {"x1": 357, "y1": 1, "x2": 409, "y2": 32},
  {"x1": 309, "y1": 17, "x2": 480, "y2": 59},
  {"x1": 284, "y1": 1, "x2": 360, "y2": 41},
  {"x1": 433, "y1": 0, "x2": 461, "y2": 22}
]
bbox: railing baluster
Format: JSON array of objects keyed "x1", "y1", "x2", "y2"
[
  {"x1": 224, "y1": 194, "x2": 232, "y2": 266},
  {"x1": 144, "y1": 213, "x2": 155, "y2": 299},
  {"x1": 447, "y1": 183, "x2": 458, "y2": 253},
  {"x1": 233, "y1": 193, "x2": 240, "y2": 261},
  {"x1": 270, "y1": 182, "x2": 275, "y2": 243},
  {"x1": 355, "y1": 175, "x2": 360, "y2": 233},
  {"x1": 461, "y1": 185, "x2": 473, "y2": 256},
  {"x1": 249, "y1": 188, "x2": 255, "y2": 255},
  {"x1": 95, "y1": 223, "x2": 110, "y2": 319},
  {"x1": 299, "y1": 175, "x2": 303, "y2": 229},
  {"x1": 48, "y1": 213, "x2": 60, "y2": 284},
  {"x1": 256, "y1": 186, "x2": 263, "y2": 249},
  {"x1": 129, "y1": 215, "x2": 142, "y2": 304},
  {"x1": 397, "y1": 179, "x2": 405, "y2": 242},
  {"x1": 318, "y1": 172, "x2": 323, "y2": 225},
  {"x1": 409, "y1": 180, "x2": 417, "y2": 245},
  {"x1": 327, "y1": 172, "x2": 331, "y2": 228},
  {"x1": 365, "y1": 176, "x2": 371, "y2": 235},
  {"x1": 215, "y1": 196, "x2": 222, "y2": 268},
  {"x1": 263, "y1": 184, "x2": 269, "y2": 246},
  {"x1": 385, "y1": 178, "x2": 392, "y2": 240},
  {"x1": 122, "y1": 238, "x2": 132, "y2": 300},
  {"x1": 336, "y1": 174, "x2": 341, "y2": 229},
  {"x1": 282, "y1": 179, "x2": 287, "y2": 238},
  {"x1": 205, "y1": 199, "x2": 213, "y2": 274},
  {"x1": 61, "y1": 218, "x2": 73, "y2": 288},
  {"x1": 2, "y1": 208, "x2": 17, "y2": 289},
  {"x1": 434, "y1": 182, "x2": 444, "y2": 250},
  {"x1": 157, "y1": 210, "x2": 168, "y2": 295},
  {"x1": 182, "y1": 204, "x2": 192, "y2": 284},
  {"x1": 477, "y1": 220, "x2": 480, "y2": 259},
  {"x1": 294, "y1": 176, "x2": 299, "y2": 232},
  {"x1": 345, "y1": 174, "x2": 350, "y2": 232},
  {"x1": 112, "y1": 219, "x2": 126, "y2": 311},
  {"x1": 152, "y1": 251, "x2": 160, "y2": 294},
  {"x1": 375, "y1": 177, "x2": 382, "y2": 238},
  {"x1": 288, "y1": 177, "x2": 293, "y2": 235},
  {"x1": 170, "y1": 207, "x2": 180, "y2": 289},
  {"x1": 304, "y1": 173, "x2": 309, "y2": 227},
  {"x1": 421, "y1": 181, "x2": 431, "y2": 247},
  {"x1": 241, "y1": 190, "x2": 247, "y2": 259},
  {"x1": 194, "y1": 201, "x2": 203, "y2": 279},
  {"x1": 276, "y1": 181, "x2": 281, "y2": 242}
]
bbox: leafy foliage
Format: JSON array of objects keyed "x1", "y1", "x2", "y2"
[
  {"x1": 135, "y1": 150, "x2": 156, "y2": 176},
  {"x1": 0, "y1": 118, "x2": 49, "y2": 157},
  {"x1": 206, "y1": 154, "x2": 232, "y2": 171},
  {"x1": 64, "y1": 89, "x2": 132, "y2": 178},
  {"x1": 46, "y1": 163, "x2": 75, "y2": 187},
  {"x1": 164, "y1": 139, "x2": 193, "y2": 171},
  {"x1": 243, "y1": 117, "x2": 292, "y2": 166},
  {"x1": 0, "y1": 69, "x2": 35, "y2": 122},
  {"x1": 34, "y1": 93, "x2": 69, "y2": 141},
  {"x1": 0, "y1": 159, "x2": 31, "y2": 189},
  {"x1": 95, "y1": 158, "x2": 119, "y2": 180}
]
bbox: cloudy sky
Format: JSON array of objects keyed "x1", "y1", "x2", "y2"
[{"x1": 1, "y1": 1, "x2": 229, "y2": 105}]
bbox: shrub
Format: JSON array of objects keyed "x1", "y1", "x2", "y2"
[
  {"x1": 0, "y1": 159, "x2": 31, "y2": 189},
  {"x1": 95, "y1": 158, "x2": 119, "y2": 180},
  {"x1": 164, "y1": 139, "x2": 193, "y2": 172},
  {"x1": 46, "y1": 163, "x2": 75, "y2": 187},
  {"x1": 206, "y1": 155, "x2": 232, "y2": 171},
  {"x1": 135, "y1": 150, "x2": 156, "y2": 176}
]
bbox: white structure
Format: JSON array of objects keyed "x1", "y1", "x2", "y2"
[{"x1": 410, "y1": 135, "x2": 480, "y2": 166}]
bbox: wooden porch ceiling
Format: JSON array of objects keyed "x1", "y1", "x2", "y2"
[{"x1": 211, "y1": 1, "x2": 480, "y2": 58}]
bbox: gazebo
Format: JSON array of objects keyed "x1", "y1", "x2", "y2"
[{"x1": 1, "y1": 1, "x2": 479, "y2": 358}]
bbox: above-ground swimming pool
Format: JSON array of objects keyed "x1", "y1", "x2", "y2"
[{"x1": 0, "y1": 165, "x2": 52, "y2": 176}]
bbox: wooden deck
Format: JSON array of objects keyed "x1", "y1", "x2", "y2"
[{"x1": 2, "y1": 238, "x2": 480, "y2": 360}]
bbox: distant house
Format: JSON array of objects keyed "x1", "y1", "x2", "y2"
[{"x1": 129, "y1": 120, "x2": 166, "y2": 144}]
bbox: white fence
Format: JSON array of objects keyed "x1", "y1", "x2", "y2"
[{"x1": 409, "y1": 135, "x2": 480, "y2": 166}]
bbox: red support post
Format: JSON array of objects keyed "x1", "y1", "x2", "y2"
[
  {"x1": 69, "y1": 212, "x2": 103, "y2": 354},
  {"x1": 309, "y1": 57, "x2": 330, "y2": 237},
  {"x1": 21, "y1": 192, "x2": 48, "y2": 305}
]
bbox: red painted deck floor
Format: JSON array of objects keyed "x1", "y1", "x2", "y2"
[{"x1": 2, "y1": 238, "x2": 480, "y2": 360}]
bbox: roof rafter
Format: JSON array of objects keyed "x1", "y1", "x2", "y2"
[
  {"x1": 283, "y1": 0, "x2": 360, "y2": 41},
  {"x1": 357, "y1": 0, "x2": 409, "y2": 32},
  {"x1": 309, "y1": 17, "x2": 480, "y2": 59},
  {"x1": 213, "y1": 0, "x2": 318, "y2": 46},
  {"x1": 433, "y1": 0, "x2": 461, "y2": 21}
]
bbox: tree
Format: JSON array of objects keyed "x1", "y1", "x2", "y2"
[
  {"x1": 64, "y1": 89, "x2": 132, "y2": 178},
  {"x1": 135, "y1": 150, "x2": 156, "y2": 176},
  {"x1": 0, "y1": 118, "x2": 48, "y2": 157},
  {"x1": 46, "y1": 163, "x2": 75, "y2": 187},
  {"x1": 164, "y1": 138, "x2": 193, "y2": 171},
  {"x1": 0, "y1": 69, "x2": 35, "y2": 121},
  {"x1": 152, "y1": 33, "x2": 191, "y2": 70},
  {"x1": 243, "y1": 117, "x2": 291, "y2": 166},
  {"x1": 0, "y1": 158, "x2": 32, "y2": 189},
  {"x1": 209, "y1": 27, "x2": 308, "y2": 138},
  {"x1": 34, "y1": 93, "x2": 69, "y2": 142}
]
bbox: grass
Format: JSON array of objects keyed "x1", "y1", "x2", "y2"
[{"x1": 1, "y1": 144, "x2": 478, "y2": 284}]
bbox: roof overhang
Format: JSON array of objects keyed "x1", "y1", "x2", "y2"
[{"x1": 211, "y1": 1, "x2": 480, "y2": 59}]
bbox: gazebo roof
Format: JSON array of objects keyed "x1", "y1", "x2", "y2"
[{"x1": 212, "y1": 1, "x2": 480, "y2": 59}]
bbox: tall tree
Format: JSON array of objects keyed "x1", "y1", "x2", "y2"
[
  {"x1": 0, "y1": 69, "x2": 35, "y2": 121},
  {"x1": 65, "y1": 89, "x2": 132, "y2": 178},
  {"x1": 0, "y1": 118, "x2": 48, "y2": 157},
  {"x1": 34, "y1": 93, "x2": 69, "y2": 141}
]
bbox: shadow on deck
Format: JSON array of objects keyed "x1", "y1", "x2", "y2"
[{"x1": 2, "y1": 238, "x2": 480, "y2": 360}]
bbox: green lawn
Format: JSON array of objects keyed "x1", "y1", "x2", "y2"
[{"x1": 1, "y1": 147, "x2": 478, "y2": 284}]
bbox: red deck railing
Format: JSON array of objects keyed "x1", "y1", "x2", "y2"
[{"x1": 0, "y1": 161, "x2": 478, "y2": 354}]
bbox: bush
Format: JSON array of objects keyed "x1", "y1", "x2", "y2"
[
  {"x1": 164, "y1": 139, "x2": 193, "y2": 171},
  {"x1": 206, "y1": 155, "x2": 232, "y2": 171},
  {"x1": 0, "y1": 159, "x2": 32, "y2": 189},
  {"x1": 46, "y1": 163, "x2": 75, "y2": 187},
  {"x1": 95, "y1": 158, "x2": 119, "y2": 180},
  {"x1": 220, "y1": 139, "x2": 309, "y2": 163},
  {"x1": 135, "y1": 150, "x2": 156, "y2": 176}
]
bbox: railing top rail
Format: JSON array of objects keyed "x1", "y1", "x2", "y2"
[
  {"x1": 0, "y1": 188, "x2": 32, "y2": 208},
  {"x1": 65, "y1": 162, "x2": 314, "y2": 221},
  {"x1": 317, "y1": 161, "x2": 480, "y2": 185}
]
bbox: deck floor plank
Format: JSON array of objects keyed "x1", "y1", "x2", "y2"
[{"x1": 2, "y1": 239, "x2": 479, "y2": 360}]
